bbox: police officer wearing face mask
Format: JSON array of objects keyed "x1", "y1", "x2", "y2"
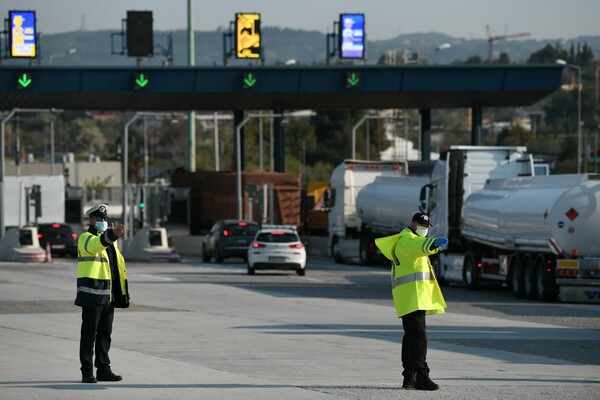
[
  {"x1": 75, "y1": 204, "x2": 129, "y2": 383},
  {"x1": 375, "y1": 213, "x2": 448, "y2": 391}
]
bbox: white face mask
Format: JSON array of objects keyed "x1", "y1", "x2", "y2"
[
  {"x1": 416, "y1": 226, "x2": 428, "y2": 237},
  {"x1": 95, "y1": 221, "x2": 108, "y2": 233}
]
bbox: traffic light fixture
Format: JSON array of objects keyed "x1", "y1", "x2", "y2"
[
  {"x1": 30, "y1": 185, "x2": 42, "y2": 218},
  {"x1": 126, "y1": 11, "x2": 153, "y2": 58}
]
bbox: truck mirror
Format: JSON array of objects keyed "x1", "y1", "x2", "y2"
[{"x1": 419, "y1": 184, "x2": 430, "y2": 213}]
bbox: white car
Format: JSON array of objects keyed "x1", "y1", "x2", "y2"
[{"x1": 247, "y1": 226, "x2": 307, "y2": 276}]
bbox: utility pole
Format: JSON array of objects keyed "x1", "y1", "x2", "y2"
[{"x1": 187, "y1": 0, "x2": 196, "y2": 172}]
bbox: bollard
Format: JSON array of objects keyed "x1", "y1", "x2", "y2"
[{"x1": 44, "y1": 241, "x2": 53, "y2": 263}]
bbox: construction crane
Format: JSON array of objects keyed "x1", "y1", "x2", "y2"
[{"x1": 486, "y1": 25, "x2": 530, "y2": 63}]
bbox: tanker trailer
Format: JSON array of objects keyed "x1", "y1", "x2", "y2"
[
  {"x1": 459, "y1": 174, "x2": 600, "y2": 302},
  {"x1": 356, "y1": 175, "x2": 429, "y2": 264}
]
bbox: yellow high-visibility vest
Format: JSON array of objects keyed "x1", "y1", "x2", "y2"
[
  {"x1": 375, "y1": 228, "x2": 446, "y2": 318},
  {"x1": 75, "y1": 231, "x2": 128, "y2": 307}
]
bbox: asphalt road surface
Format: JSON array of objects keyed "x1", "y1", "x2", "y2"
[
  {"x1": 160, "y1": 256, "x2": 600, "y2": 365},
  {"x1": 0, "y1": 255, "x2": 598, "y2": 400}
]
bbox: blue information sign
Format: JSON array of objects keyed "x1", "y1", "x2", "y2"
[
  {"x1": 339, "y1": 13, "x2": 365, "y2": 59},
  {"x1": 9, "y1": 10, "x2": 37, "y2": 58}
]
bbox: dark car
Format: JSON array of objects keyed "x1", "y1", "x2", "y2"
[
  {"x1": 202, "y1": 220, "x2": 259, "y2": 263},
  {"x1": 37, "y1": 223, "x2": 78, "y2": 258}
]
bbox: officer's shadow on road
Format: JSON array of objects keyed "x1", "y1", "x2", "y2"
[
  {"x1": 232, "y1": 323, "x2": 600, "y2": 366},
  {"x1": 0, "y1": 381, "x2": 291, "y2": 390}
]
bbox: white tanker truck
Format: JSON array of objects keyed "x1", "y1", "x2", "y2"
[
  {"x1": 422, "y1": 146, "x2": 600, "y2": 303},
  {"x1": 328, "y1": 160, "x2": 433, "y2": 264},
  {"x1": 354, "y1": 175, "x2": 429, "y2": 264}
]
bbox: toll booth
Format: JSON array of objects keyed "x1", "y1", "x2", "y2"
[
  {"x1": 65, "y1": 186, "x2": 84, "y2": 224},
  {"x1": 133, "y1": 183, "x2": 190, "y2": 232},
  {"x1": 0, "y1": 226, "x2": 46, "y2": 262}
]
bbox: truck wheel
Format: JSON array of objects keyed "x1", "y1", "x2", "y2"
[
  {"x1": 431, "y1": 254, "x2": 448, "y2": 286},
  {"x1": 332, "y1": 237, "x2": 344, "y2": 264},
  {"x1": 463, "y1": 251, "x2": 481, "y2": 290},
  {"x1": 359, "y1": 235, "x2": 373, "y2": 265},
  {"x1": 202, "y1": 245, "x2": 210, "y2": 262},
  {"x1": 509, "y1": 254, "x2": 525, "y2": 298},
  {"x1": 535, "y1": 254, "x2": 559, "y2": 301},
  {"x1": 523, "y1": 253, "x2": 537, "y2": 299}
]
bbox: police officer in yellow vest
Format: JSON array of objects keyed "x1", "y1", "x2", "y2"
[
  {"x1": 75, "y1": 203, "x2": 129, "y2": 384},
  {"x1": 375, "y1": 213, "x2": 447, "y2": 391}
]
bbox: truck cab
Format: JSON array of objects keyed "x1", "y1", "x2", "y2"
[
  {"x1": 420, "y1": 146, "x2": 534, "y2": 283},
  {"x1": 328, "y1": 160, "x2": 408, "y2": 263}
]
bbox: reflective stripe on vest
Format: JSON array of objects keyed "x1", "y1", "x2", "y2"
[
  {"x1": 77, "y1": 286, "x2": 111, "y2": 296},
  {"x1": 78, "y1": 256, "x2": 109, "y2": 263},
  {"x1": 391, "y1": 271, "x2": 434, "y2": 289}
]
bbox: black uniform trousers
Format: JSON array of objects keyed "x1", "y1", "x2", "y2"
[
  {"x1": 80, "y1": 303, "x2": 114, "y2": 372},
  {"x1": 401, "y1": 310, "x2": 429, "y2": 377}
]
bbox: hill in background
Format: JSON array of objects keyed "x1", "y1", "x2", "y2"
[{"x1": 1, "y1": 28, "x2": 598, "y2": 67}]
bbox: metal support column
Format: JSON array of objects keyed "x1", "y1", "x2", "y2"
[
  {"x1": 419, "y1": 109, "x2": 432, "y2": 161},
  {"x1": 234, "y1": 110, "x2": 245, "y2": 170},
  {"x1": 273, "y1": 109, "x2": 285, "y2": 172},
  {"x1": 471, "y1": 106, "x2": 483, "y2": 145}
]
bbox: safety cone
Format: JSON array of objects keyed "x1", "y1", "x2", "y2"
[
  {"x1": 169, "y1": 246, "x2": 180, "y2": 262},
  {"x1": 44, "y1": 242, "x2": 53, "y2": 263}
]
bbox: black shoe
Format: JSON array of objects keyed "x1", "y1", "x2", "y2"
[
  {"x1": 402, "y1": 372, "x2": 417, "y2": 389},
  {"x1": 81, "y1": 372, "x2": 97, "y2": 384},
  {"x1": 96, "y1": 368, "x2": 122, "y2": 382},
  {"x1": 415, "y1": 374, "x2": 439, "y2": 391}
]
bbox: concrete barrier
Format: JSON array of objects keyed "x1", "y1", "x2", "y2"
[
  {"x1": 122, "y1": 228, "x2": 180, "y2": 262},
  {"x1": 171, "y1": 235, "x2": 204, "y2": 256}
]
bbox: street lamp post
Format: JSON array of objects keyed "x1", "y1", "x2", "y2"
[
  {"x1": 235, "y1": 113, "x2": 282, "y2": 219},
  {"x1": 1, "y1": 109, "x2": 62, "y2": 237},
  {"x1": 556, "y1": 59, "x2": 582, "y2": 173},
  {"x1": 123, "y1": 112, "x2": 178, "y2": 237},
  {"x1": 48, "y1": 48, "x2": 77, "y2": 65},
  {"x1": 351, "y1": 115, "x2": 408, "y2": 160}
]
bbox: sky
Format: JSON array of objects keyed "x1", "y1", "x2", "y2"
[{"x1": 1, "y1": 0, "x2": 599, "y2": 41}]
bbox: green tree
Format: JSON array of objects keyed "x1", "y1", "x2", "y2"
[
  {"x1": 72, "y1": 118, "x2": 106, "y2": 156},
  {"x1": 496, "y1": 125, "x2": 534, "y2": 146}
]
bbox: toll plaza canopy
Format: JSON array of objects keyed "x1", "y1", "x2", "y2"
[{"x1": 0, "y1": 64, "x2": 563, "y2": 111}]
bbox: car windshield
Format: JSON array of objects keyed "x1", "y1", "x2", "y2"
[
  {"x1": 223, "y1": 223, "x2": 258, "y2": 237},
  {"x1": 256, "y1": 232, "x2": 299, "y2": 243}
]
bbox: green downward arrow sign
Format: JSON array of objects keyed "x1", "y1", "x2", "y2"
[
  {"x1": 346, "y1": 72, "x2": 360, "y2": 87},
  {"x1": 135, "y1": 73, "x2": 149, "y2": 88},
  {"x1": 18, "y1": 73, "x2": 32, "y2": 88},
  {"x1": 243, "y1": 73, "x2": 257, "y2": 88}
]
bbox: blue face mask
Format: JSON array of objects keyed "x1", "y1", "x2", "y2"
[{"x1": 95, "y1": 221, "x2": 108, "y2": 232}]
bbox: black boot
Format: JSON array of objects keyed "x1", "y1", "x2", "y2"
[
  {"x1": 415, "y1": 373, "x2": 439, "y2": 390},
  {"x1": 96, "y1": 368, "x2": 122, "y2": 382},
  {"x1": 402, "y1": 372, "x2": 417, "y2": 389},
  {"x1": 81, "y1": 371, "x2": 97, "y2": 384}
]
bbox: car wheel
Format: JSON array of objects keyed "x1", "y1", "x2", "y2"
[
  {"x1": 202, "y1": 245, "x2": 210, "y2": 262},
  {"x1": 215, "y1": 247, "x2": 224, "y2": 263},
  {"x1": 296, "y1": 268, "x2": 306, "y2": 276},
  {"x1": 247, "y1": 264, "x2": 255, "y2": 275}
]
